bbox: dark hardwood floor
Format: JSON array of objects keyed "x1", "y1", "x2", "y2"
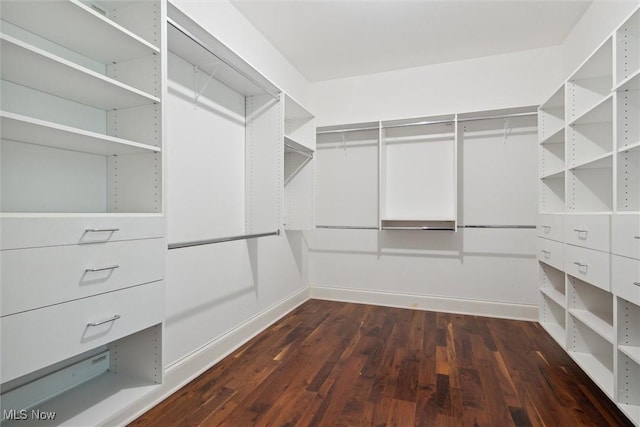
[{"x1": 130, "y1": 299, "x2": 633, "y2": 426}]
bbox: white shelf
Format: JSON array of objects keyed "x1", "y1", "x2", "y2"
[
  {"x1": 615, "y1": 70, "x2": 640, "y2": 92},
  {"x1": 541, "y1": 287, "x2": 565, "y2": 307},
  {"x1": 541, "y1": 84, "x2": 565, "y2": 110},
  {"x1": 619, "y1": 141, "x2": 640, "y2": 153},
  {"x1": 0, "y1": 34, "x2": 159, "y2": 110},
  {"x1": 569, "y1": 152, "x2": 613, "y2": 170},
  {"x1": 569, "y1": 309, "x2": 614, "y2": 343},
  {"x1": 619, "y1": 345, "x2": 640, "y2": 365},
  {"x1": 569, "y1": 94, "x2": 613, "y2": 126},
  {"x1": 570, "y1": 37, "x2": 613, "y2": 81},
  {"x1": 1, "y1": 112, "x2": 160, "y2": 156},
  {"x1": 541, "y1": 322, "x2": 566, "y2": 346},
  {"x1": 618, "y1": 404, "x2": 640, "y2": 427},
  {"x1": 540, "y1": 126, "x2": 565, "y2": 145},
  {"x1": 569, "y1": 352, "x2": 614, "y2": 398},
  {"x1": 540, "y1": 168, "x2": 565, "y2": 180},
  {"x1": 2, "y1": 372, "x2": 160, "y2": 427},
  {"x1": 0, "y1": 0, "x2": 159, "y2": 64}
]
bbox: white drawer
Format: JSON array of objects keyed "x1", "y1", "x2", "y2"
[
  {"x1": 1, "y1": 281, "x2": 164, "y2": 383},
  {"x1": 612, "y1": 255, "x2": 640, "y2": 306},
  {"x1": 538, "y1": 237, "x2": 564, "y2": 271},
  {"x1": 538, "y1": 214, "x2": 564, "y2": 242},
  {"x1": 612, "y1": 214, "x2": 640, "y2": 260},
  {"x1": 564, "y1": 214, "x2": 610, "y2": 252},
  {"x1": 0, "y1": 216, "x2": 165, "y2": 250},
  {"x1": 564, "y1": 244, "x2": 610, "y2": 291},
  {"x1": 1, "y1": 238, "x2": 165, "y2": 316}
]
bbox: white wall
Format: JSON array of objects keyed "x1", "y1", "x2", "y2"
[
  {"x1": 309, "y1": 46, "x2": 563, "y2": 126},
  {"x1": 561, "y1": 1, "x2": 638, "y2": 79}
]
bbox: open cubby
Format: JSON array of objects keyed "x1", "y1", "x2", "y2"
[
  {"x1": 540, "y1": 263, "x2": 566, "y2": 303},
  {"x1": 567, "y1": 38, "x2": 613, "y2": 122},
  {"x1": 539, "y1": 175, "x2": 565, "y2": 213},
  {"x1": 567, "y1": 313, "x2": 614, "y2": 397},
  {"x1": 567, "y1": 163, "x2": 613, "y2": 212},
  {"x1": 617, "y1": 351, "x2": 640, "y2": 426},
  {"x1": 540, "y1": 292, "x2": 566, "y2": 346},
  {"x1": 616, "y1": 9, "x2": 640, "y2": 86},
  {"x1": 567, "y1": 275, "x2": 614, "y2": 343},
  {"x1": 539, "y1": 141, "x2": 565, "y2": 178}
]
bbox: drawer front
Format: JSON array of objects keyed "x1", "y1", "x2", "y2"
[
  {"x1": 538, "y1": 214, "x2": 564, "y2": 242},
  {"x1": 563, "y1": 214, "x2": 610, "y2": 252},
  {"x1": 0, "y1": 216, "x2": 164, "y2": 250},
  {"x1": 2, "y1": 238, "x2": 165, "y2": 316},
  {"x1": 612, "y1": 255, "x2": 640, "y2": 306},
  {"x1": 1, "y1": 281, "x2": 164, "y2": 383},
  {"x1": 564, "y1": 244, "x2": 610, "y2": 291},
  {"x1": 612, "y1": 214, "x2": 640, "y2": 260},
  {"x1": 538, "y1": 237, "x2": 564, "y2": 271}
]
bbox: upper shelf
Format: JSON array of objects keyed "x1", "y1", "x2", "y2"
[
  {"x1": 569, "y1": 94, "x2": 613, "y2": 126},
  {"x1": 570, "y1": 37, "x2": 613, "y2": 81},
  {"x1": 1, "y1": 111, "x2": 161, "y2": 156},
  {"x1": 285, "y1": 94, "x2": 314, "y2": 121},
  {"x1": 167, "y1": 3, "x2": 280, "y2": 99},
  {"x1": 0, "y1": 0, "x2": 159, "y2": 64},
  {"x1": 0, "y1": 34, "x2": 160, "y2": 110},
  {"x1": 540, "y1": 84, "x2": 565, "y2": 110}
]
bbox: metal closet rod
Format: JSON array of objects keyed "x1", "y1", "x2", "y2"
[
  {"x1": 317, "y1": 111, "x2": 537, "y2": 135},
  {"x1": 284, "y1": 142, "x2": 313, "y2": 158},
  {"x1": 168, "y1": 230, "x2": 280, "y2": 250},
  {"x1": 168, "y1": 19, "x2": 280, "y2": 100},
  {"x1": 315, "y1": 225, "x2": 536, "y2": 230}
]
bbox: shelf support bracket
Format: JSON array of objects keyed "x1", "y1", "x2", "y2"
[{"x1": 193, "y1": 62, "x2": 222, "y2": 105}]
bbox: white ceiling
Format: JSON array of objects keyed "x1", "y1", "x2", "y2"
[{"x1": 231, "y1": 0, "x2": 592, "y2": 82}]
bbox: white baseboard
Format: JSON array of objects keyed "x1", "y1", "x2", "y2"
[
  {"x1": 309, "y1": 285, "x2": 538, "y2": 321},
  {"x1": 107, "y1": 287, "x2": 310, "y2": 426}
]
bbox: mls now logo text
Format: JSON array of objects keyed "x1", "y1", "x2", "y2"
[{"x1": 3, "y1": 409, "x2": 56, "y2": 421}]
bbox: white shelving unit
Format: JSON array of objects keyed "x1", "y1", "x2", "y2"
[
  {"x1": 283, "y1": 94, "x2": 315, "y2": 230},
  {"x1": 538, "y1": 6, "x2": 640, "y2": 425},
  {"x1": 165, "y1": 4, "x2": 282, "y2": 244},
  {"x1": 380, "y1": 115, "x2": 457, "y2": 231},
  {"x1": 1, "y1": 1, "x2": 166, "y2": 424}
]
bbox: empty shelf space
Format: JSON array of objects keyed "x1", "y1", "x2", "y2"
[
  {"x1": 569, "y1": 94, "x2": 613, "y2": 126},
  {"x1": 541, "y1": 287, "x2": 565, "y2": 307},
  {"x1": 616, "y1": 9, "x2": 640, "y2": 85},
  {"x1": 569, "y1": 352, "x2": 614, "y2": 398},
  {"x1": 0, "y1": 112, "x2": 160, "y2": 156},
  {"x1": 0, "y1": 0, "x2": 159, "y2": 64},
  {"x1": 0, "y1": 35, "x2": 160, "y2": 110},
  {"x1": 540, "y1": 168, "x2": 565, "y2": 180},
  {"x1": 541, "y1": 84, "x2": 565, "y2": 110},
  {"x1": 540, "y1": 126, "x2": 565, "y2": 145},
  {"x1": 571, "y1": 37, "x2": 613, "y2": 82},
  {"x1": 568, "y1": 309, "x2": 614, "y2": 343},
  {"x1": 540, "y1": 322, "x2": 566, "y2": 346},
  {"x1": 618, "y1": 404, "x2": 640, "y2": 427},
  {"x1": 569, "y1": 153, "x2": 613, "y2": 170},
  {"x1": 284, "y1": 135, "x2": 314, "y2": 157},
  {"x1": 619, "y1": 345, "x2": 640, "y2": 365}
]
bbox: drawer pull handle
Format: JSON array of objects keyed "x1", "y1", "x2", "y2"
[
  {"x1": 634, "y1": 282, "x2": 640, "y2": 287},
  {"x1": 541, "y1": 250, "x2": 551, "y2": 255},
  {"x1": 573, "y1": 229, "x2": 588, "y2": 234},
  {"x1": 573, "y1": 261, "x2": 588, "y2": 268},
  {"x1": 635, "y1": 236, "x2": 640, "y2": 239},
  {"x1": 85, "y1": 228, "x2": 120, "y2": 233},
  {"x1": 87, "y1": 314, "x2": 121, "y2": 327},
  {"x1": 85, "y1": 265, "x2": 120, "y2": 273}
]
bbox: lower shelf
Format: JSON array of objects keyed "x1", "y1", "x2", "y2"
[
  {"x1": 540, "y1": 321, "x2": 566, "y2": 347},
  {"x1": 569, "y1": 351, "x2": 614, "y2": 398},
  {"x1": 618, "y1": 403, "x2": 640, "y2": 426},
  {"x1": 2, "y1": 372, "x2": 160, "y2": 426}
]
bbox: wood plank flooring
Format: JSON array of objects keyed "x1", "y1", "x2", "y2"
[{"x1": 130, "y1": 300, "x2": 633, "y2": 426}]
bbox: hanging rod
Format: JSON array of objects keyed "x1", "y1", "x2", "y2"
[
  {"x1": 316, "y1": 126, "x2": 380, "y2": 135},
  {"x1": 316, "y1": 225, "x2": 379, "y2": 230},
  {"x1": 168, "y1": 230, "x2": 280, "y2": 250},
  {"x1": 284, "y1": 142, "x2": 313, "y2": 158},
  {"x1": 167, "y1": 19, "x2": 280, "y2": 100},
  {"x1": 458, "y1": 225, "x2": 536, "y2": 229},
  {"x1": 381, "y1": 119, "x2": 454, "y2": 130},
  {"x1": 457, "y1": 111, "x2": 537, "y2": 123},
  {"x1": 382, "y1": 226, "x2": 456, "y2": 231}
]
